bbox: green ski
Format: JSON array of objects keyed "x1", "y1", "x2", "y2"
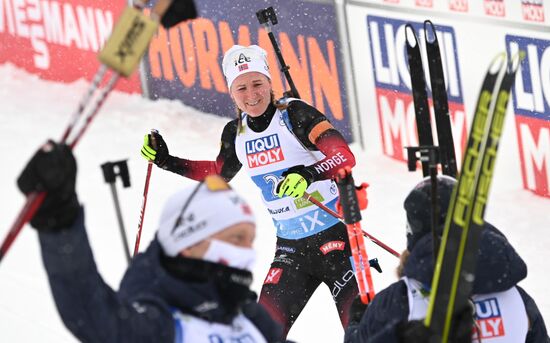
[{"x1": 424, "y1": 52, "x2": 522, "y2": 342}]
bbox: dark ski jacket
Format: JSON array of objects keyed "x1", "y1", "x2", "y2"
[
  {"x1": 38, "y1": 208, "x2": 283, "y2": 343},
  {"x1": 344, "y1": 224, "x2": 549, "y2": 343}
]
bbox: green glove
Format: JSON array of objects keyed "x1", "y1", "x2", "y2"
[
  {"x1": 140, "y1": 132, "x2": 169, "y2": 166},
  {"x1": 276, "y1": 165, "x2": 316, "y2": 198},
  {"x1": 277, "y1": 173, "x2": 308, "y2": 198}
]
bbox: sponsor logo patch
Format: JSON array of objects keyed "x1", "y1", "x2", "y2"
[
  {"x1": 245, "y1": 134, "x2": 284, "y2": 168},
  {"x1": 484, "y1": 0, "x2": 506, "y2": 17},
  {"x1": 276, "y1": 245, "x2": 296, "y2": 253},
  {"x1": 320, "y1": 240, "x2": 346, "y2": 255},
  {"x1": 522, "y1": 0, "x2": 545, "y2": 22},
  {"x1": 415, "y1": 0, "x2": 433, "y2": 8},
  {"x1": 473, "y1": 298, "x2": 505, "y2": 339},
  {"x1": 264, "y1": 268, "x2": 283, "y2": 285},
  {"x1": 449, "y1": 0, "x2": 469, "y2": 12},
  {"x1": 268, "y1": 206, "x2": 291, "y2": 215},
  {"x1": 331, "y1": 270, "x2": 354, "y2": 299},
  {"x1": 294, "y1": 190, "x2": 325, "y2": 209},
  {"x1": 313, "y1": 152, "x2": 348, "y2": 174}
]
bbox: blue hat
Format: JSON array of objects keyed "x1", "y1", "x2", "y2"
[{"x1": 404, "y1": 175, "x2": 457, "y2": 251}]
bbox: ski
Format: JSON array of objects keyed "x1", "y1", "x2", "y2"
[
  {"x1": 424, "y1": 21, "x2": 458, "y2": 178},
  {"x1": 425, "y1": 52, "x2": 520, "y2": 342},
  {"x1": 406, "y1": 23, "x2": 434, "y2": 177}
]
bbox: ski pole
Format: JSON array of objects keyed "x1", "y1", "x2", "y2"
[
  {"x1": 133, "y1": 129, "x2": 157, "y2": 256},
  {"x1": 256, "y1": 6, "x2": 300, "y2": 99},
  {"x1": 69, "y1": 74, "x2": 120, "y2": 149},
  {"x1": 336, "y1": 167, "x2": 375, "y2": 304},
  {"x1": 0, "y1": 192, "x2": 46, "y2": 263},
  {"x1": 303, "y1": 192, "x2": 401, "y2": 258},
  {"x1": 1, "y1": 0, "x2": 181, "y2": 265},
  {"x1": 0, "y1": 68, "x2": 115, "y2": 264},
  {"x1": 60, "y1": 65, "x2": 108, "y2": 142},
  {"x1": 102, "y1": 160, "x2": 132, "y2": 264}
]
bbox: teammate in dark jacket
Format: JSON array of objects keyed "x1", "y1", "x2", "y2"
[
  {"x1": 141, "y1": 44, "x2": 360, "y2": 337},
  {"x1": 344, "y1": 176, "x2": 549, "y2": 343},
  {"x1": 17, "y1": 141, "x2": 286, "y2": 342}
]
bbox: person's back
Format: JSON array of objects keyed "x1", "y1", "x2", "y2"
[{"x1": 344, "y1": 176, "x2": 549, "y2": 343}]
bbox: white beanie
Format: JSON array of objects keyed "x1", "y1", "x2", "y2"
[
  {"x1": 156, "y1": 178, "x2": 255, "y2": 257},
  {"x1": 222, "y1": 45, "x2": 271, "y2": 90}
]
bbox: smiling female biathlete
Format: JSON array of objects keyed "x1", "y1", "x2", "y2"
[{"x1": 141, "y1": 45, "x2": 359, "y2": 339}]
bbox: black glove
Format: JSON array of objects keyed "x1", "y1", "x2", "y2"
[
  {"x1": 160, "y1": 0, "x2": 198, "y2": 29},
  {"x1": 141, "y1": 132, "x2": 170, "y2": 167},
  {"x1": 397, "y1": 320, "x2": 431, "y2": 343},
  {"x1": 348, "y1": 295, "x2": 369, "y2": 326},
  {"x1": 17, "y1": 141, "x2": 79, "y2": 231},
  {"x1": 397, "y1": 303, "x2": 474, "y2": 343}
]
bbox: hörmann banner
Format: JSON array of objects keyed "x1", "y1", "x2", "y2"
[
  {"x1": 506, "y1": 35, "x2": 550, "y2": 197},
  {"x1": 0, "y1": 0, "x2": 141, "y2": 93},
  {"x1": 366, "y1": 15, "x2": 467, "y2": 164},
  {"x1": 142, "y1": 0, "x2": 351, "y2": 140}
]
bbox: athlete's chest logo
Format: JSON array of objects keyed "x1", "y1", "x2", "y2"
[
  {"x1": 473, "y1": 297, "x2": 505, "y2": 339},
  {"x1": 245, "y1": 134, "x2": 285, "y2": 168}
]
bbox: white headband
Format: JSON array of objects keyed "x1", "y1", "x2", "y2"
[
  {"x1": 222, "y1": 45, "x2": 271, "y2": 90},
  {"x1": 156, "y1": 180, "x2": 255, "y2": 257}
]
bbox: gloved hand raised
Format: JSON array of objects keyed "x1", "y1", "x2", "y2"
[
  {"x1": 141, "y1": 131, "x2": 169, "y2": 167},
  {"x1": 17, "y1": 141, "x2": 79, "y2": 231},
  {"x1": 276, "y1": 165, "x2": 316, "y2": 198},
  {"x1": 159, "y1": 0, "x2": 198, "y2": 29}
]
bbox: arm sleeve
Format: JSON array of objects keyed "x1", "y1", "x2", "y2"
[
  {"x1": 162, "y1": 120, "x2": 242, "y2": 182},
  {"x1": 516, "y1": 286, "x2": 550, "y2": 343},
  {"x1": 38, "y1": 208, "x2": 174, "y2": 343},
  {"x1": 287, "y1": 101, "x2": 356, "y2": 181}
]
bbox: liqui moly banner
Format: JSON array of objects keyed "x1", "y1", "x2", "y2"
[
  {"x1": 366, "y1": 16, "x2": 467, "y2": 164},
  {"x1": 448, "y1": 0, "x2": 469, "y2": 13},
  {"x1": 0, "y1": 0, "x2": 140, "y2": 93},
  {"x1": 142, "y1": 0, "x2": 352, "y2": 140},
  {"x1": 522, "y1": 0, "x2": 545, "y2": 22},
  {"x1": 506, "y1": 35, "x2": 550, "y2": 198}
]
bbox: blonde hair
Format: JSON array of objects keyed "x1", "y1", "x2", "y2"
[{"x1": 395, "y1": 249, "x2": 410, "y2": 278}]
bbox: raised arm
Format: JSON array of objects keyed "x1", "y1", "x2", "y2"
[
  {"x1": 141, "y1": 120, "x2": 242, "y2": 182},
  {"x1": 18, "y1": 141, "x2": 173, "y2": 343}
]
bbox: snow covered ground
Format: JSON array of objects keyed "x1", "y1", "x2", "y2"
[{"x1": 0, "y1": 64, "x2": 548, "y2": 342}]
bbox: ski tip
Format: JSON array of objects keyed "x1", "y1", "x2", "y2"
[
  {"x1": 489, "y1": 53, "x2": 507, "y2": 74},
  {"x1": 405, "y1": 24, "x2": 419, "y2": 48},
  {"x1": 508, "y1": 50, "x2": 526, "y2": 73},
  {"x1": 423, "y1": 20, "x2": 438, "y2": 44}
]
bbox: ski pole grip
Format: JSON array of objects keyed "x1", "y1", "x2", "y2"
[
  {"x1": 256, "y1": 7, "x2": 278, "y2": 26},
  {"x1": 149, "y1": 128, "x2": 159, "y2": 149},
  {"x1": 101, "y1": 162, "x2": 117, "y2": 184},
  {"x1": 336, "y1": 167, "x2": 362, "y2": 224},
  {"x1": 101, "y1": 160, "x2": 131, "y2": 188}
]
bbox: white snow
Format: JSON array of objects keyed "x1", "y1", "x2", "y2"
[{"x1": 0, "y1": 63, "x2": 548, "y2": 342}]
